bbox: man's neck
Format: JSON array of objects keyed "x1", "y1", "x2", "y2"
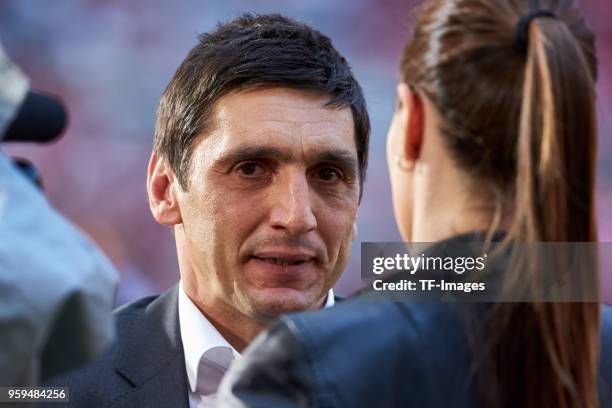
[
  {"x1": 180, "y1": 283, "x2": 269, "y2": 353},
  {"x1": 182, "y1": 280, "x2": 329, "y2": 353},
  {"x1": 197, "y1": 306, "x2": 267, "y2": 353},
  {"x1": 197, "y1": 293, "x2": 328, "y2": 352}
]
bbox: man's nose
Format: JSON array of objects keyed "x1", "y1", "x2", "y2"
[{"x1": 268, "y1": 170, "x2": 317, "y2": 236}]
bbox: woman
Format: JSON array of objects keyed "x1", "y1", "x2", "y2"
[{"x1": 218, "y1": 0, "x2": 611, "y2": 406}]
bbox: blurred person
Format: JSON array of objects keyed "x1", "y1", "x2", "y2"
[
  {"x1": 218, "y1": 0, "x2": 612, "y2": 407},
  {"x1": 50, "y1": 13, "x2": 369, "y2": 407},
  {"x1": 0, "y1": 44, "x2": 118, "y2": 386}
]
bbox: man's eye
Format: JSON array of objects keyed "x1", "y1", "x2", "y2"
[
  {"x1": 317, "y1": 167, "x2": 341, "y2": 182},
  {"x1": 236, "y1": 162, "x2": 264, "y2": 177}
]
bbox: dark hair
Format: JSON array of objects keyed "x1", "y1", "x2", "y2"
[
  {"x1": 154, "y1": 13, "x2": 370, "y2": 198},
  {"x1": 400, "y1": 0, "x2": 598, "y2": 407}
]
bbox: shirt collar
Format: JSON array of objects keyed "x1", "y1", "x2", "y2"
[
  {"x1": 178, "y1": 281, "x2": 238, "y2": 393},
  {"x1": 324, "y1": 287, "x2": 335, "y2": 307},
  {"x1": 178, "y1": 280, "x2": 335, "y2": 393}
]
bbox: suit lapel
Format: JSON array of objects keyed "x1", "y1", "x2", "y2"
[{"x1": 111, "y1": 284, "x2": 189, "y2": 407}]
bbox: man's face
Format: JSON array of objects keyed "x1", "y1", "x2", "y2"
[{"x1": 175, "y1": 87, "x2": 359, "y2": 319}]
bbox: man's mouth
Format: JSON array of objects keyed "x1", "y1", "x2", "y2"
[
  {"x1": 246, "y1": 251, "x2": 319, "y2": 285},
  {"x1": 250, "y1": 250, "x2": 316, "y2": 268},
  {"x1": 252, "y1": 256, "x2": 310, "y2": 266}
]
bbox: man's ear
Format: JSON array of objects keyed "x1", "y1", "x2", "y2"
[
  {"x1": 147, "y1": 151, "x2": 182, "y2": 226},
  {"x1": 397, "y1": 83, "x2": 424, "y2": 162}
]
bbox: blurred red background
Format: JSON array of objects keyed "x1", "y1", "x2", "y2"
[{"x1": 1, "y1": 0, "x2": 610, "y2": 304}]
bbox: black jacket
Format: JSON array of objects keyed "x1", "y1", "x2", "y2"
[
  {"x1": 218, "y1": 236, "x2": 612, "y2": 407},
  {"x1": 42, "y1": 284, "x2": 190, "y2": 407}
]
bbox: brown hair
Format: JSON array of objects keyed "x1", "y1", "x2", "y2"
[{"x1": 400, "y1": 0, "x2": 599, "y2": 407}]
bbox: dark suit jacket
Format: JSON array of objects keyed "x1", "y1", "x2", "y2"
[
  {"x1": 42, "y1": 284, "x2": 189, "y2": 407},
  {"x1": 42, "y1": 284, "x2": 343, "y2": 407}
]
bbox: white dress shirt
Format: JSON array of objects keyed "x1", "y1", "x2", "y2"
[{"x1": 178, "y1": 280, "x2": 335, "y2": 407}]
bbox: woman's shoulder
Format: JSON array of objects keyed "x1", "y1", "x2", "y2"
[
  {"x1": 288, "y1": 298, "x2": 462, "y2": 347},
  {"x1": 287, "y1": 298, "x2": 475, "y2": 374},
  {"x1": 279, "y1": 299, "x2": 476, "y2": 406}
]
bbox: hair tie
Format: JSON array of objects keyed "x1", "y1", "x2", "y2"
[{"x1": 515, "y1": 10, "x2": 557, "y2": 52}]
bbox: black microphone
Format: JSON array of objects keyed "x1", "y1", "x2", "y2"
[{"x1": 2, "y1": 91, "x2": 67, "y2": 143}]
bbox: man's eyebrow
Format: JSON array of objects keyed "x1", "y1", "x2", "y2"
[
  {"x1": 214, "y1": 146, "x2": 358, "y2": 172},
  {"x1": 215, "y1": 146, "x2": 294, "y2": 167},
  {"x1": 309, "y1": 149, "x2": 358, "y2": 172}
]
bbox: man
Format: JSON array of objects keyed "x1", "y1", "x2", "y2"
[{"x1": 50, "y1": 13, "x2": 369, "y2": 407}]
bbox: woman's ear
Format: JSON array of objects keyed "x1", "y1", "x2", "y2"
[
  {"x1": 147, "y1": 151, "x2": 182, "y2": 226},
  {"x1": 400, "y1": 84, "x2": 424, "y2": 162}
]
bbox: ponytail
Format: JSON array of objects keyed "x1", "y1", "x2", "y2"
[{"x1": 490, "y1": 14, "x2": 599, "y2": 408}]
